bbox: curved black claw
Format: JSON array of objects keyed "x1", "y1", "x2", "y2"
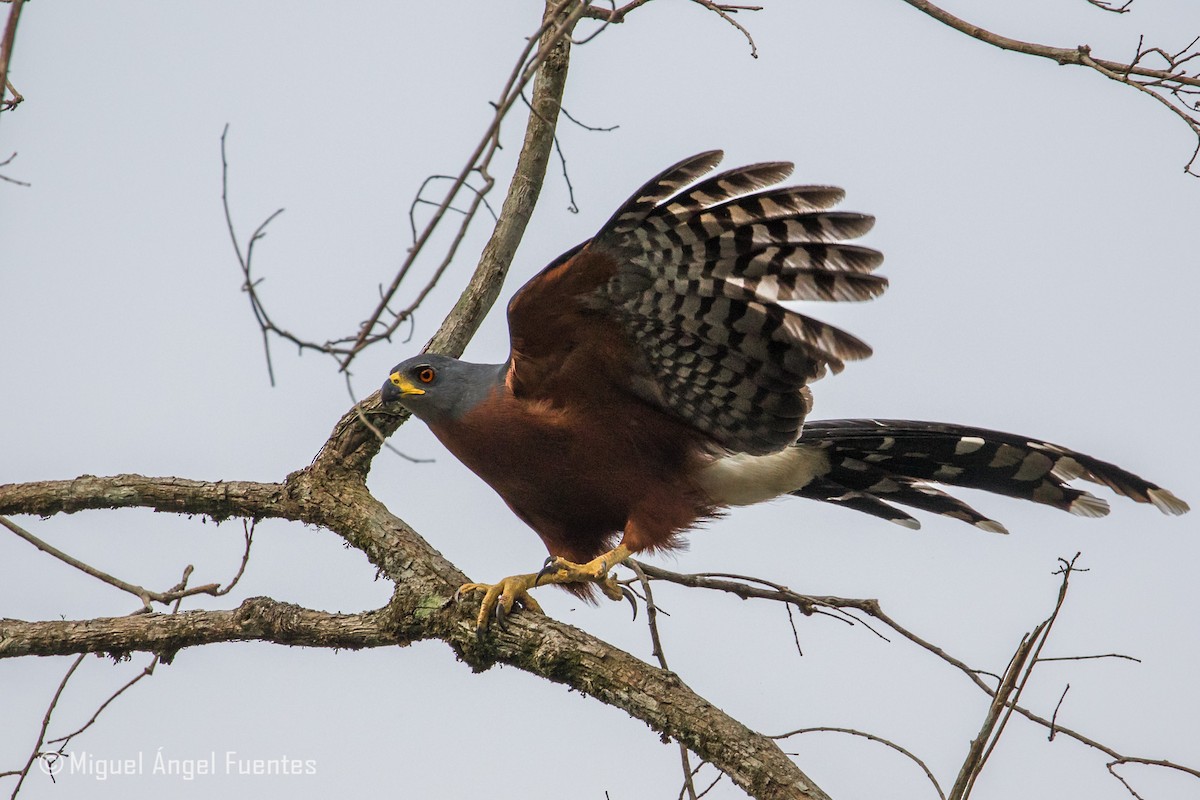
[
  {"x1": 621, "y1": 585, "x2": 639, "y2": 621},
  {"x1": 534, "y1": 556, "x2": 560, "y2": 588},
  {"x1": 493, "y1": 598, "x2": 509, "y2": 630},
  {"x1": 474, "y1": 595, "x2": 511, "y2": 642}
]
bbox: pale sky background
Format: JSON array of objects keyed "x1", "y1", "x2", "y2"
[{"x1": 2, "y1": 2, "x2": 1198, "y2": 798}]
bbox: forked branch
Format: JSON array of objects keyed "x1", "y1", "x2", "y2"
[{"x1": 900, "y1": 0, "x2": 1200, "y2": 174}]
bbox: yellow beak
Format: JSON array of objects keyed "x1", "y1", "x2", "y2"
[{"x1": 389, "y1": 372, "x2": 426, "y2": 396}]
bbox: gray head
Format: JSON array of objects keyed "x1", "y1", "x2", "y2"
[{"x1": 380, "y1": 354, "x2": 505, "y2": 424}]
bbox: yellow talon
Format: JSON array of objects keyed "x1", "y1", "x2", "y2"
[
  {"x1": 458, "y1": 544, "x2": 634, "y2": 633},
  {"x1": 457, "y1": 575, "x2": 545, "y2": 632}
]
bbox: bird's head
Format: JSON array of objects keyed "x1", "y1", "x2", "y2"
[{"x1": 380, "y1": 354, "x2": 503, "y2": 423}]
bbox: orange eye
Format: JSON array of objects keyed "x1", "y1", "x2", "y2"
[{"x1": 417, "y1": 367, "x2": 436, "y2": 384}]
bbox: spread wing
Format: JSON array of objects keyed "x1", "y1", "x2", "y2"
[{"x1": 506, "y1": 151, "x2": 886, "y2": 455}]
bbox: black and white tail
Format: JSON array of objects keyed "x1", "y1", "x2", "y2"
[
  {"x1": 791, "y1": 419, "x2": 1189, "y2": 532},
  {"x1": 698, "y1": 418, "x2": 1188, "y2": 531}
]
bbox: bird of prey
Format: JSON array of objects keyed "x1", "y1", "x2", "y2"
[{"x1": 381, "y1": 151, "x2": 1188, "y2": 630}]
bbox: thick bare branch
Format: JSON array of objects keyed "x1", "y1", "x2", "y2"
[
  {"x1": 1, "y1": 465, "x2": 832, "y2": 800},
  {"x1": 0, "y1": 600, "x2": 399, "y2": 658},
  {"x1": 0, "y1": 474, "x2": 287, "y2": 521}
]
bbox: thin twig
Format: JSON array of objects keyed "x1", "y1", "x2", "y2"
[
  {"x1": 771, "y1": 727, "x2": 945, "y2": 800},
  {"x1": 1077, "y1": 44, "x2": 1200, "y2": 174},
  {"x1": 560, "y1": 104, "x2": 619, "y2": 132},
  {"x1": 1048, "y1": 684, "x2": 1070, "y2": 742},
  {"x1": 581, "y1": 0, "x2": 656, "y2": 24},
  {"x1": 1085, "y1": 0, "x2": 1133, "y2": 13},
  {"x1": 5, "y1": 655, "x2": 85, "y2": 796},
  {"x1": 950, "y1": 626, "x2": 1042, "y2": 800},
  {"x1": 212, "y1": 519, "x2": 256, "y2": 595},
  {"x1": 632, "y1": 561, "x2": 891, "y2": 640},
  {"x1": 217, "y1": 1, "x2": 588, "y2": 384},
  {"x1": 688, "y1": 0, "x2": 761, "y2": 58},
  {"x1": 0, "y1": 0, "x2": 24, "y2": 117},
  {"x1": 44, "y1": 567, "x2": 195, "y2": 753},
  {"x1": 958, "y1": 556, "x2": 1085, "y2": 797},
  {"x1": 0, "y1": 150, "x2": 28, "y2": 185},
  {"x1": 900, "y1": 0, "x2": 1200, "y2": 174},
  {"x1": 518, "y1": 91, "x2": 581, "y2": 213},
  {"x1": 628, "y1": 561, "x2": 699, "y2": 800},
  {"x1": 784, "y1": 602, "x2": 803, "y2": 657},
  {"x1": 0, "y1": 516, "x2": 220, "y2": 611},
  {"x1": 340, "y1": 0, "x2": 589, "y2": 371},
  {"x1": 640, "y1": 555, "x2": 1200, "y2": 796},
  {"x1": 1038, "y1": 652, "x2": 1141, "y2": 664},
  {"x1": 1, "y1": 514, "x2": 255, "y2": 613},
  {"x1": 695, "y1": 771, "x2": 724, "y2": 798}
]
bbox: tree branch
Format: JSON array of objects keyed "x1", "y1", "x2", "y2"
[
  {"x1": 0, "y1": 600, "x2": 400, "y2": 659},
  {"x1": 424, "y1": 1, "x2": 578, "y2": 360},
  {"x1": 339, "y1": 0, "x2": 588, "y2": 371},
  {"x1": 900, "y1": 0, "x2": 1200, "y2": 173},
  {"x1": 900, "y1": 0, "x2": 1197, "y2": 84},
  {"x1": 0, "y1": 0, "x2": 23, "y2": 116},
  {"x1": 0, "y1": 474, "x2": 287, "y2": 521},
  {"x1": 1, "y1": 464, "x2": 832, "y2": 800},
  {"x1": 315, "y1": 0, "x2": 581, "y2": 476},
  {"x1": 635, "y1": 559, "x2": 1200, "y2": 795}
]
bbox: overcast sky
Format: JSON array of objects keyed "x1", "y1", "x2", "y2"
[{"x1": 2, "y1": 2, "x2": 1198, "y2": 798}]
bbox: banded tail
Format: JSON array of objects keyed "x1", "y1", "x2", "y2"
[{"x1": 699, "y1": 419, "x2": 1189, "y2": 532}]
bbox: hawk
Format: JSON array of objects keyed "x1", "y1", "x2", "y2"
[{"x1": 381, "y1": 151, "x2": 1188, "y2": 630}]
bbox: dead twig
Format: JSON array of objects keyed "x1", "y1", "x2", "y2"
[
  {"x1": 0, "y1": 0, "x2": 23, "y2": 116},
  {"x1": 340, "y1": 0, "x2": 589, "y2": 371},
  {"x1": 639, "y1": 554, "x2": 1200, "y2": 798},
  {"x1": 218, "y1": 1, "x2": 588, "y2": 385},
  {"x1": 2, "y1": 655, "x2": 85, "y2": 796},
  {"x1": 2, "y1": 567, "x2": 199, "y2": 797},
  {"x1": 771, "y1": 727, "x2": 945, "y2": 800},
  {"x1": 628, "y1": 561, "x2": 700, "y2": 800},
  {"x1": 1085, "y1": 0, "x2": 1133, "y2": 13},
  {"x1": 0, "y1": 515, "x2": 254, "y2": 611},
  {"x1": 1049, "y1": 684, "x2": 1070, "y2": 742},
  {"x1": 952, "y1": 555, "x2": 1086, "y2": 798},
  {"x1": 0, "y1": 150, "x2": 29, "y2": 185},
  {"x1": 900, "y1": 0, "x2": 1200, "y2": 174},
  {"x1": 688, "y1": 0, "x2": 761, "y2": 58},
  {"x1": 581, "y1": 0, "x2": 656, "y2": 25}
]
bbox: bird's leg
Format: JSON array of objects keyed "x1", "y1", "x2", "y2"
[
  {"x1": 535, "y1": 543, "x2": 632, "y2": 600},
  {"x1": 457, "y1": 544, "x2": 633, "y2": 633}
]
